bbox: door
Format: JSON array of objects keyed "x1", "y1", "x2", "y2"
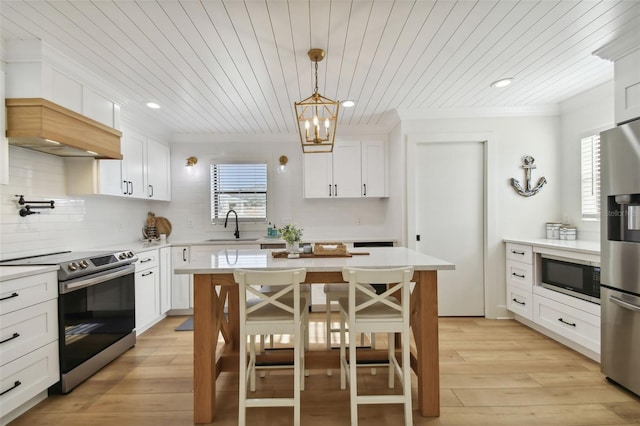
[
  {"x1": 146, "y1": 138, "x2": 171, "y2": 200},
  {"x1": 303, "y1": 152, "x2": 333, "y2": 198},
  {"x1": 415, "y1": 141, "x2": 485, "y2": 316},
  {"x1": 332, "y1": 140, "x2": 361, "y2": 198}
]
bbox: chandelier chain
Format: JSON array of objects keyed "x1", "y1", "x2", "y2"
[{"x1": 314, "y1": 60, "x2": 319, "y2": 94}]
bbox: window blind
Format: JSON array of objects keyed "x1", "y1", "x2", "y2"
[
  {"x1": 210, "y1": 163, "x2": 267, "y2": 223},
  {"x1": 581, "y1": 134, "x2": 600, "y2": 220}
]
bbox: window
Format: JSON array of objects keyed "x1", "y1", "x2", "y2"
[
  {"x1": 210, "y1": 162, "x2": 268, "y2": 224},
  {"x1": 581, "y1": 134, "x2": 600, "y2": 220}
]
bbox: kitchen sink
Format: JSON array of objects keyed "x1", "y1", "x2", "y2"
[{"x1": 204, "y1": 238, "x2": 260, "y2": 242}]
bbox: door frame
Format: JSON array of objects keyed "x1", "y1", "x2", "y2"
[{"x1": 406, "y1": 132, "x2": 497, "y2": 318}]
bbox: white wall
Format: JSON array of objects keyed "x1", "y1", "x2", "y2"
[
  {"x1": 399, "y1": 115, "x2": 561, "y2": 319},
  {"x1": 0, "y1": 146, "x2": 152, "y2": 259},
  {"x1": 154, "y1": 137, "x2": 396, "y2": 243},
  {"x1": 559, "y1": 81, "x2": 615, "y2": 242}
]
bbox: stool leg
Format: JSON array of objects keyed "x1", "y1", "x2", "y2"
[
  {"x1": 326, "y1": 295, "x2": 333, "y2": 376},
  {"x1": 349, "y1": 321, "x2": 359, "y2": 426},
  {"x1": 387, "y1": 332, "x2": 394, "y2": 389},
  {"x1": 340, "y1": 311, "x2": 346, "y2": 390},
  {"x1": 250, "y1": 334, "x2": 257, "y2": 392}
]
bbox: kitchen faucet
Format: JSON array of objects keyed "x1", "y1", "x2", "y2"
[{"x1": 224, "y1": 209, "x2": 240, "y2": 239}]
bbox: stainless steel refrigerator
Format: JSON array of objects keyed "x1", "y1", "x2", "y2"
[{"x1": 600, "y1": 118, "x2": 640, "y2": 397}]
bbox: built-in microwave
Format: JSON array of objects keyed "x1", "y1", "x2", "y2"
[{"x1": 541, "y1": 255, "x2": 601, "y2": 304}]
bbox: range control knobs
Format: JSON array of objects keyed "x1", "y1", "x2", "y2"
[
  {"x1": 118, "y1": 253, "x2": 127, "y2": 260},
  {"x1": 79, "y1": 260, "x2": 89, "y2": 269},
  {"x1": 68, "y1": 262, "x2": 78, "y2": 271},
  {"x1": 126, "y1": 251, "x2": 135, "y2": 258}
]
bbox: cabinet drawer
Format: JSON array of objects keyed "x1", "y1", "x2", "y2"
[
  {"x1": 507, "y1": 285, "x2": 533, "y2": 320},
  {"x1": 0, "y1": 299, "x2": 58, "y2": 366},
  {"x1": 0, "y1": 341, "x2": 59, "y2": 418},
  {"x1": 135, "y1": 249, "x2": 159, "y2": 272},
  {"x1": 506, "y1": 260, "x2": 533, "y2": 291},
  {"x1": 506, "y1": 243, "x2": 533, "y2": 264},
  {"x1": 533, "y1": 294, "x2": 600, "y2": 354},
  {"x1": 0, "y1": 271, "x2": 57, "y2": 315}
]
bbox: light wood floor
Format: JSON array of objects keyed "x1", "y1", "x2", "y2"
[{"x1": 9, "y1": 314, "x2": 640, "y2": 426}]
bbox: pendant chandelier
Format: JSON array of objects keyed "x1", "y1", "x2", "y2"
[{"x1": 295, "y1": 49, "x2": 339, "y2": 153}]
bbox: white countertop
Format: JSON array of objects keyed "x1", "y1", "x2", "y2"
[
  {"x1": 176, "y1": 246, "x2": 454, "y2": 274},
  {"x1": 503, "y1": 237, "x2": 600, "y2": 256},
  {"x1": 0, "y1": 265, "x2": 59, "y2": 281}
]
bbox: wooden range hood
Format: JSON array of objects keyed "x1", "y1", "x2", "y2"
[{"x1": 5, "y1": 98, "x2": 123, "y2": 159}]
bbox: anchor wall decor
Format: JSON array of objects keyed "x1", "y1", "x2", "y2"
[{"x1": 511, "y1": 155, "x2": 547, "y2": 197}]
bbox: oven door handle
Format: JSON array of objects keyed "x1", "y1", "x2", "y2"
[
  {"x1": 609, "y1": 295, "x2": 640, "y2": 313},
  {"x1": 62, "y1": 264, "x2": 135, "y2": 294}
]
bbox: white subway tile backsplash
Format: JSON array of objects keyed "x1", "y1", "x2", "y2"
[{"x1": 1, "y1": 146, "x2": 153, "y2": 259}]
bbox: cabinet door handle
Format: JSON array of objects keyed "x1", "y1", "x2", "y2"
[
  {"x1": 0, "y1": 292, "x2": 19, "y2": 301},
  {"x1": 329, "y1": 184, "x2": 332, "y2": 197},
  {"x1": 183, "y1": 249, "x2": 188, "y2": 262},
  {"x1": 123, "y1": 180, "x2": 128, "y2": 195},
  {"x1": 511, "y1": 250, "x2": 525, "y2": 255},
  {"x1": 142, "y1": 271, "x2": 153, "y2": 277},
  {"x1": 0, "y1": 332, "x2": 20, "y2": 344},
  {"x1": 140, "y1": 258, "x2": 152, "y2": 263},
  {"x1": 129, "y1": 181, "x2": 134, "y2": 195},
  {"x1": 148, "y1": 184, "x2": 154, "y2": 198},
  {"x1": 512, "y1": 298, "x2": 526, "y2": 306},
  {"x1": 334, "y1": 184, "x2": 338, "y2": 197},
  {"x1": 512, "y1": 272, "x2": 525, "y2": 278},
  {"x1": 558, "y1": 318, "x2": 576, "y2": 327},
  {"x1": 363, "y1": 183, "x2": 367, "y2": 196},
  {"x1": 0, "y1": 380, "x2": 21, "y2": 396}
]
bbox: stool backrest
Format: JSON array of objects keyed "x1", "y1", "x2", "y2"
[
  {"x1": 234, "y1": 268, "x2": 307, "y2": 318},
  {"x1": 341, "y1": 267, "x2": 414, "y2": 321}
]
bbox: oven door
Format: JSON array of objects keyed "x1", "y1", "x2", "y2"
[{"x1": 58, "y1": 264, "x2": 135, "y2": 375}]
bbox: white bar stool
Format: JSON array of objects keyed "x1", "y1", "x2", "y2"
[
  {"x1": 234, "y1": 268, "x2": 307, "y2": 426},
  {"x1": 339, "y1": 267, "x2": 414, "y2": 426}
]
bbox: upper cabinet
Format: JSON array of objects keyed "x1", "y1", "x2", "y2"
[
  {"x1": 613, "y1": 49, "x2": 640, "y2": 124},
  {"x1": 304, "y1": 139, "x2": 388, "y2": 199},
  {"x1": 66, "y1": 128, "x2": 171, "y2": 201},
  {"x1": 593, "y1": 33, "x2": 640, "y2": 124}
]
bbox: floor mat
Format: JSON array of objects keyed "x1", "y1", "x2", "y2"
[{"x1": 175, "y1": 316, "x2": 193, "y2": 331}]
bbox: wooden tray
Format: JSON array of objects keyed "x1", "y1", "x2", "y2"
[
  {"x1": 271, "y1": 251, "x2": 369, "y2": 258},
  {"x1": 313, "y1": 242, "x2": 348, "y2": 256}
]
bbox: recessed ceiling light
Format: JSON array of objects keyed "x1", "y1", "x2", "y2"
[
  {"x1": 146, "y1": 102, "x2": 160, "y2": 109},
  {"x1": 490, "y1": 78, "x2": 513, "y2": 88},
  {"x1": 341, "y1": 100, "x2": 355, "y2": 108}
]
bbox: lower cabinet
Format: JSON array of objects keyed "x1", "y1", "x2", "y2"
[
  {"x1": 159, "y1": 247, "x2": 171, "y2": 315},
  {"x1": 504, "y1": 241, "x2": 601, "y2": 360},
  {"x1": 134, "y1": 248, "x2": 161, "y2": 335},
  {"x1": 171, "y1": 246, "x2": 193, "y2": 311},
  {"x1": 0, "y1": 269, "x2": 59, "y2": 423}
]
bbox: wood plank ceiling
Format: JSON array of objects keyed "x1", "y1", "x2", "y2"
[{"x1": 2, "y1": 0, "x2": 639, "y2": 137}]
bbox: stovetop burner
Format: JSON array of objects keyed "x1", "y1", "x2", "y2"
[{"x1": 0, "y1": 249, "x2": 137, "y2": 281}]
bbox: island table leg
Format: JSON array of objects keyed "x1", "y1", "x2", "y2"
[{"x1": 194, "y1": 274, "x2": 216, "y2": 423}]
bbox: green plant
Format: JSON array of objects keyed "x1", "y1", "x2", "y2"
[{"x1": 278, "y1": 224, "x2": 303, "y2": 244}]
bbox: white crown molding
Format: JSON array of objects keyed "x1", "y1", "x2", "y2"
[
  {"x1": 396, "y1": 104, "x2": 560, "y2": 121},
  {"x1": 593, "y1": 29, "x2": 640, "y2": 61}
]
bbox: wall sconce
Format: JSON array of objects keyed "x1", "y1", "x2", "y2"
[
  {"x1": 186, "y1": 156, "x2": 198, "y2": 167},
  {"x1": 277, "y1": 155, "x2": 288, "y2": 174}
]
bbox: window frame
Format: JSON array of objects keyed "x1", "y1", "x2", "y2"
[
  {"x1": 580, "y1": 132, "x2": 601, "y2": 222},
  {"x1": 210, "y1": 161, "x2": 268, "y2": 225}
]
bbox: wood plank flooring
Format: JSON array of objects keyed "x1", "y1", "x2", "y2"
[{"x1": 9, "y1": 315, "x2": 640, "y2": 426}]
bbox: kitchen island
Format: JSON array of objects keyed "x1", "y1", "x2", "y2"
[{"x1": 175, "y1": 246, "x2": 454, "y2": 424}]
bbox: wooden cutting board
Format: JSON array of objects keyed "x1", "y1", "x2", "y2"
[{"x1": 155, "y1": 217, "x2": 172, "y2": 236}]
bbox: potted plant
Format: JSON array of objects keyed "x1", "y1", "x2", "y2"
[{"x1": 279, "y1": 224, "x2": 303, "y2": 253}]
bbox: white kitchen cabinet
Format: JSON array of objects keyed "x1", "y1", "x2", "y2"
[
  {"x1": 65, "y1": 129, "x2": 171, "y2": 200},
  {"x1": 146, "y1": 138, "x2": 171, "y2": 201},
  {"x1": 505, "y1": 243, "x2": 534, "y2": 321},
  {"x1": 304, "y1": 139, "x2": 387, "y2": 198},
  {"x1": 159, "y1": 247, "x2": 171, "y2": 315},
  {"x1": 614, "y1": 49, "x2": 640, "y2": 124},
  {"x1": 171, "y1": 246, "x2": 193, "y2": 311},
  {"x1": 0, "y1": 268, "x2": 59, "y2": 424},
  {"x1": 504, "y1": 240, "x2": 601, "y2": 361},
  {"x1": 134, "y1": 249, "x2": 162, "y2": 335}
]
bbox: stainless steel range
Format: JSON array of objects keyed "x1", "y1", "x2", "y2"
[{"x1": 0, "y1": 250, "x2": 138, "y2": 393}]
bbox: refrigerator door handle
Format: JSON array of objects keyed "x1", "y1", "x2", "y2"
[{"x1": 609, "y1": 295, "x2": 640, "y2": 313}]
